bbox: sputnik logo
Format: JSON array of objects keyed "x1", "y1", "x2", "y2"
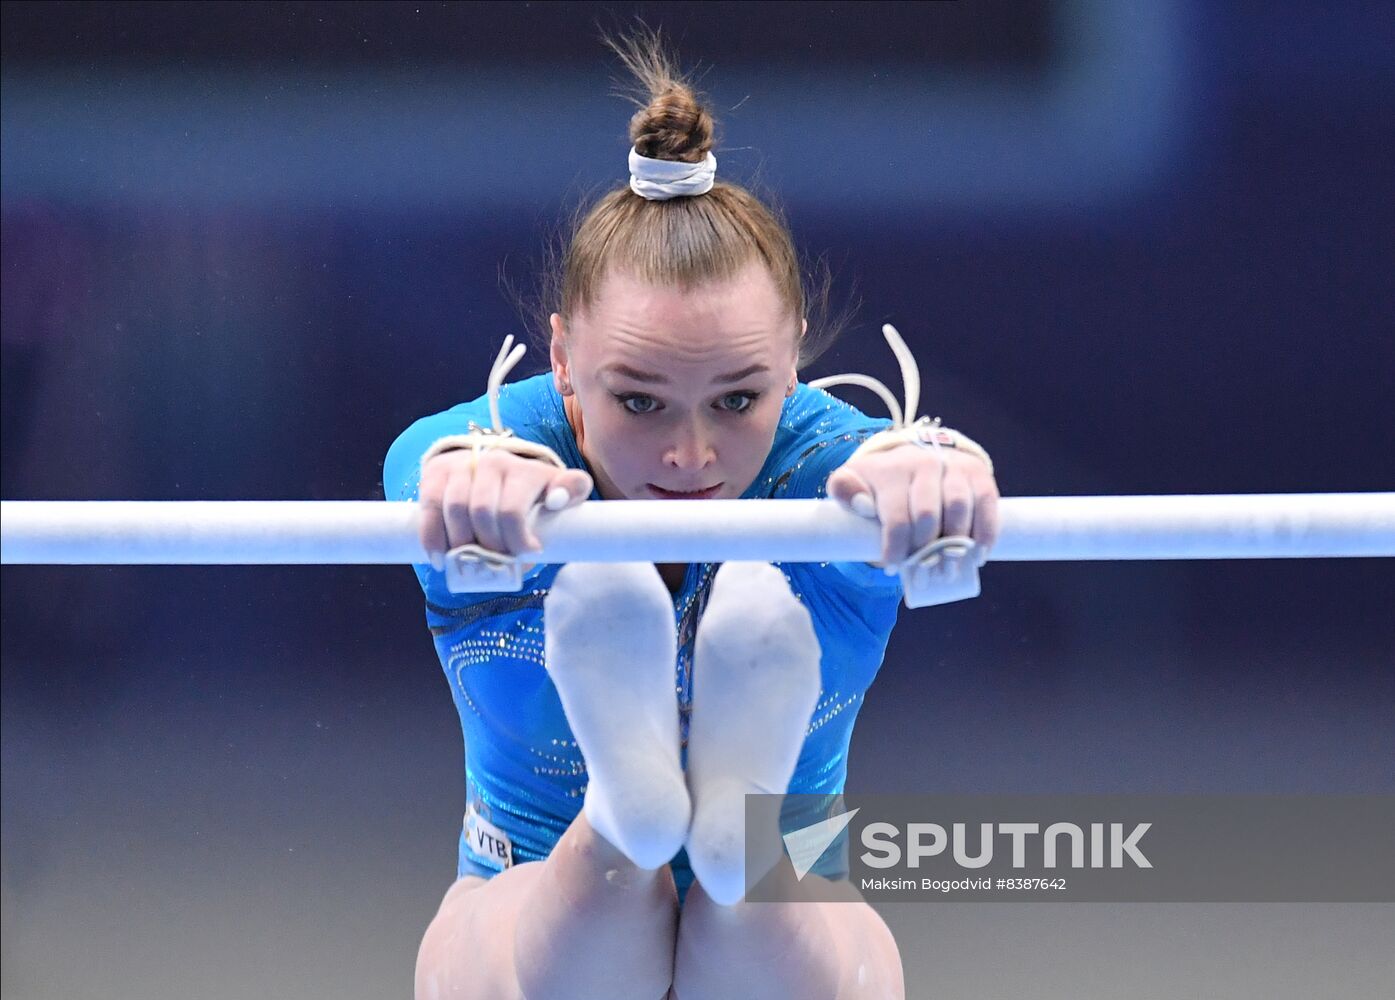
[{"x1": 782, "y1": 807, "x2": 860, "y2": 880}]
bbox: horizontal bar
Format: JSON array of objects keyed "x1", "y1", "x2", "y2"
[{"x1": 2, "y1": 495, "x2": 1394, "y2": 566}]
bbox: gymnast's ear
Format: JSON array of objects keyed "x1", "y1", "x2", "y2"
[{"x1": 549, "y1": 312, "x2": 573, "y2": 396}]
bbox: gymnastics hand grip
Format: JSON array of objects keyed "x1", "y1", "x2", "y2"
[
  {"x1": 898, "y1": 535, "x2": 982, "y2": 609},
  {"x1": 442, "y1": 498, "x2": 554, "y2": 593},
  {"x1": 444, "y1": 543, "x2": 525, "y2": 593}
]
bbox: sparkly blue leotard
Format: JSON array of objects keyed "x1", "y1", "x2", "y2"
[{"x1": 383, "y1": 373, "x2": 902, "y2": 904}]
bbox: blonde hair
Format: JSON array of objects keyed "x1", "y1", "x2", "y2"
[{"x1": 515, "y1": 24, "x2": 849, "y2": 368}]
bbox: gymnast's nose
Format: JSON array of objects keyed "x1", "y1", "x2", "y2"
[{"x1": 663, "y1": 422, "x2": 715, "y2": 471}]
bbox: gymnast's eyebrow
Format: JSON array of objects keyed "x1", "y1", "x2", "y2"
[{"x1": 602, "y1": 362, "x2": 769, "y2": 384}]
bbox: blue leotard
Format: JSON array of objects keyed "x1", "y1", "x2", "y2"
[{"x1": 383, "y1": 373, "x2": 901, "y2": 904}]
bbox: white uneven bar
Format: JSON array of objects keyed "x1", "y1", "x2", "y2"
[{"x1": 2, "y1": 494, "x2": 1394, "y2": 565}]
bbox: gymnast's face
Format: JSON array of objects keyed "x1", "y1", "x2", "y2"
[{"x1": 550, "y1": 261, "x2": 802, "y2": 501}]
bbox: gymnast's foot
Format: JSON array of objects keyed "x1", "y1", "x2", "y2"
[
  {"x1": 544, "y1": 562, "x2": 691, "y2": 870},
  {"x1": 685, "y1": 562, "x2": 822, "y2": 905}
]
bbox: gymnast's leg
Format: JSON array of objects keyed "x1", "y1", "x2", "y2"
[
  {"x1": 415, "y1": 811, "x2": 680, "y2": 1000},
  {"x1": 673, "y1": 869, "x2": 906, "y2": 1000},
  {"x1": 672, "y1": 562, "x2": 905, "y2": 999},
  {"x1": 416, "y1": 562, "x2": 691, "y2": 1000}
]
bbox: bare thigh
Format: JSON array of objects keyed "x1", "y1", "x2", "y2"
[
  {"x1": 414, "y1": 812, "x2": 680, "y2": 1000},
  {"x1": 665, "y1": 874, "x2": 903, "y2": 1000},
  {"x1": 825, "y1": 898, "x2": 904, "y2": 1000},
  {"x1": 807, "y1": 875, "x2": 904, "y2": 1000},
  {"x1": 415, "y1": 865, "x2": 543, "y2": 1000}
]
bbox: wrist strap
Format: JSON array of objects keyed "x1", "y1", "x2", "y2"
[
  {"x1": 419, "y1": 333, "x2": 568, "y2": 473},
  {"x1": 810, "y1": 324, "x2": 993, "y2": 476},
  {"x1": 810, "y1": 323, "x2": 994, "y2": 609},
  {"x1": 851, "y1": 416, "x2": 994, "y2": 475},
  {"x1": 418, "y1": 334, "x2": 568, "y2": 594},
  {"x1": 421, "y1": 425, "x2": 566, "y2": 471}
]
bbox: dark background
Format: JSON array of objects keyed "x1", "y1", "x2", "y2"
[{"x1": 3, "y1": 2, "x2": 1392, "y2": 997}]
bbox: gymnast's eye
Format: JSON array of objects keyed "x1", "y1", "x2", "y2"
[
  {"x1": 616, "y1": 393, "x2": 660, "y2": 415},
  {"x1": 715, "y1": 391, "x2": 760, "y2": 414}
]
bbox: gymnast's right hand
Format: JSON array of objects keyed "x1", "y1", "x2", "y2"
[{"x1": 417, "y1": 449, "x2": 594, "y2": 568}]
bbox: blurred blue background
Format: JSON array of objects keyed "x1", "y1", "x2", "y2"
[{"x1": 2, "y1": 2, "x2": 1392, "y2": 997}]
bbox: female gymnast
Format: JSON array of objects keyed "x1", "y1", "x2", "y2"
[{"x1": 383, "y1": 30, "x2": 1000, "y2": 1000}]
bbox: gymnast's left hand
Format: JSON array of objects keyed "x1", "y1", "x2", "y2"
[{"x1": 826, "y1": 445, "x2": 1000, "y2": 570}]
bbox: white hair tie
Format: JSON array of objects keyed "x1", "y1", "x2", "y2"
[{"x1": 628, "y1": 146, "x2": 717, "y2": 201}]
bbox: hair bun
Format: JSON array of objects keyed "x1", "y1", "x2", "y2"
[
  {"x1": 629, "y1": 85, "x2": 715, "y2": 164},
  {"x1": 607, "y1": 25, "x2": 716, "y2": 165}
]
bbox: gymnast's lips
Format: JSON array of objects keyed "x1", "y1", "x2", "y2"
[{"x1": 647, "y1": 483, "x2": 723, "y2": 500}]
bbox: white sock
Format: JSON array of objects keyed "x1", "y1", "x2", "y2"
[
  {"x1": 543, "y1": 562, "x2": 691, "y2": 870},
  {"x1": 685, "y1": 562, "x2": 822, "y2": 905}
]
